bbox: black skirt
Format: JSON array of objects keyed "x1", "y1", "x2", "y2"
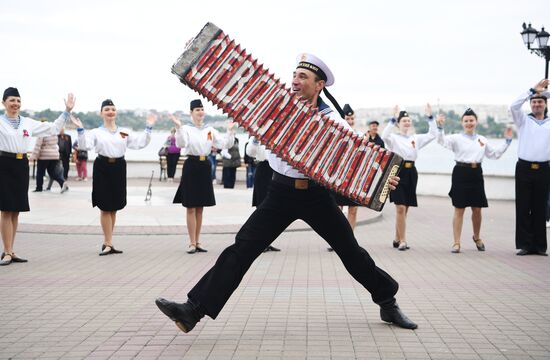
[
  {"x1": 252, "y1": 161, "x2": 273, "y2": 207},
  {"x1": 390, "y1": 165, "x2": 418, "y2": 207},
  {"x1": 173, "y1": 158, "x2": 215, "y2": 207},
  {"x1": 0, "y1": 157, "x2": 30, "y2": 212},
  {"x1": 449, "y1": 165, "x2": 488, "y2": 208},
  {"x1": 92, "y1": 156, "x2": 127, "y2": 211}
]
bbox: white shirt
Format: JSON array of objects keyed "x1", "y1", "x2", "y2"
[
  {"x1": 510, "y1": 90, "x2": 550, "y2": 162},
  {"x1": 175, "y1": 124, "x2": 234, "y2": 156},
  {"x1": 246, "y1": 136, "x2": 268, "y2": 161},
  {"x1": 381, "y1": 117, "x2": 437, "y2": 161},
  {"x1": 78, "y1": 126, "x2": 151, "y2": 158},
  {"x1": 0, "y1": 112, "x2": 69, "y2": 153},
  {"x1": 437, "y1": 131, "x2": 510, "y2": 163},
  {"x1": 267, "y1": 109, "x2": 352, "y2": 179}
]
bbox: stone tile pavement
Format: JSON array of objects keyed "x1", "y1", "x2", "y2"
[{"x1": 1, "y1": 180, "x2": 549, "y2": 359}]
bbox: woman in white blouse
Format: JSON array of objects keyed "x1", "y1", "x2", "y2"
[
  {"x1": 382, "y1": 104, "x2": 437, "y2": 251},
  {"x1": 436, "y1": 109, "x2": 512, "y2": 253},
  {"x1": 71, "y1": 99, "x2": 156, "y2": 256},
  {"x1": 170, "y1": 99, "x2": 235, "y2": 254},
  {"x1": 0, "y1": 87, "x2": 75, "y2": 266}
]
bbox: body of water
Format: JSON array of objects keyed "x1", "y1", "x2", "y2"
[{"x1": 47, "y1": 131, "x2": 518, "y2": 177}]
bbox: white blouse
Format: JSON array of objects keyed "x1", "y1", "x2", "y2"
[
  {"x1": 175, "y1": 125, "x2": 234, "y2": 156},
  {"x1": 246, "y1": 136, "x2": 268, "y2": 161},
  {"x1": 437, "y1": 131, "x2": 510, "y2": 163},
  {"x1": 78, "y1": 126, "x2": 151, "y2": 158},
  {"x1": 0, "y1": 112, "x2": 69, "y2": 153},
  {"x1": 381, "y1": 117, "x2": 437, "y2": 161}
]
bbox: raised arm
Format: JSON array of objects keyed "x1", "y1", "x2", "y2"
[
  {"x1": 126, "y1": 113, "x2": 156, "y2": 150},
  {"x1": 212, "y1": 120, "x2": 236, "y2": 149},
  {"x1": 484, "y1": 126, "x2": 513, "y2": 160},
  {"x1": 31, "y1": 93, "x2": 75, "y2": 137},
  {"x1": 510, "y1": 79, "x2": 550, "y2": 128},
  {"x1": 416, "y1": 103, "x2": 437, "y2": 149},
  {"x1": 435, "y1": 114, "x2": 455, "y2": 151}
]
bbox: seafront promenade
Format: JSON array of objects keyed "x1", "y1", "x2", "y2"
[{"x1": 1, "y1": 177, "x2": 548, "y2": 359}]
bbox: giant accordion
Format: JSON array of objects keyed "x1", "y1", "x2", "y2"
[{"x1": 171, "y1": 23, "x2": 402, "y2": 211}]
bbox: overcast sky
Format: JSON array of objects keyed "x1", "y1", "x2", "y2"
[{"x1": 1, "y1": 0, "x2": 547, "y2": 115}]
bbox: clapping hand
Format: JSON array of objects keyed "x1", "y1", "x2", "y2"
[
  {"x1": 504, "y1": 125, "x2": 513, "y2": 139},
  {"x1": 393, "y1": 105, "x2": 400, "y2": 119},
  {"x1": 533, "y1": 79, "x2": 549, "y2": 92},
  {"x1": 425, "y1": 103, "x2": 432, "y2": 117},
  {"x1": 64, "y1": 93, "x2": 76, "y2": 112},
  {"x1": 146, "y1": 113, "x2": 158, "y2": 126},
  {"x1": 70, "y1": 114, "x2": 83, "y2": 128},
  {"x1": 168, "y1": 114, "x2": 182, "y2": 128},
  {"x1": 436, "y1": 113, "x2": 446, "y2": 127},
  {"x1": 227, "y1": 119, "x2": 237, "y2": 132}
]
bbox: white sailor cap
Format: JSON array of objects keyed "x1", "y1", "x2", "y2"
[{"x1": 296, "y1": 53, "x2": 335, "y2": 87}]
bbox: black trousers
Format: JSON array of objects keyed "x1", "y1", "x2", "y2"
[
  {"x1": 515, "y1": 160, "x2": 549, "y2": 252},
  {"x1": 166, "y1": 153, "x2": 180, "y2": 178},
  {"x1": 188, "y1": 180, "x2": 398, "y2": 319},
  {"x1": 222, "y1": 167, "x2": 236, "y2": 188},
  {"x1": 36, "y1": 159, "x2": 64, "y2": 190},
  {"x1": 60, "y1": 153, "x2": 70, "y2": 179}
]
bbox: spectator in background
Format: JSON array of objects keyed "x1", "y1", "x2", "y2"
[
  {"x1": 72, "y1": 140, "x2": 88, "y2": 181},
  {"x1": 367, "y1": 120, "x2": 385, "y2": 148},
  {"x1": 31, "y1": 132, "x2": 68, "y2": 194},
  {"x1": 57, "y1": 128, "x2": 72, "y2": 180},
  {"x1": 166, "y1": 127, "x2": 181, "y2": 182},
  {"x1": 221, "y1": 138, "x2": 241, "y2": 189}
]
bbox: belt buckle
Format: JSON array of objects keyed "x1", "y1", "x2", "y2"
[
  {"x1": 404, "y1": 162, "x2": 412, "y2": 169},
  {"x1": 294, "y1": 179, "x2": 309, "y2": 190},
  {"x1": 531, "y1": 163, "x2": 540, "y2": 170},
  {"x1": 16, "y1": 153, "x2": 24, "y2": 160},
  {"x1": 471, "y1": 163, "x2": 478, "y2": 169},
  {"x1": 108, "y1": 158, "x2": 116, "y2": 164},
  {"x1": 199, "y1": 156, "x2": 206, "y2": 161}
]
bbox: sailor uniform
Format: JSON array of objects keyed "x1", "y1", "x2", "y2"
[
  {"x1": 510, "y1": 90, "x2": 550, "y2": 253},
  {"x1": 173, "y1": 125, "x2": 234, "y2": 207},
  {"x1": 382, "y1": 116, "x2": 436, "y2": 206},
  {"x1": 78, "y1": 125, "x2": 151, "y2": 211},
  {"x1": 187, "y1": 97, "x2": 399, "y2": 319},
  {"x1": 437, "y1": 131, "x2": 510, "y2": 208},
  {"x1": 0, "y1": 112, "x2": 69, "y2": 211}
]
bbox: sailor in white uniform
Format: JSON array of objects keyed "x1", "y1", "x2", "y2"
[
  {"x1": 435, "y1": 108, "x2": 512, "y2": 253},
  {"x1": 381, "y1": 105, "x2": 437, "y2": 251}
]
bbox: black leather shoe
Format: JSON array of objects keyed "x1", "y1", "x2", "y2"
[
  {"x1": 327, "y1": 247, "x2": 334, "y2": 252},
  {"x1": 516, "y1": 249, "x2": 535, "y2": 256},
  {"x1": 267, "y1": 245, "x2": 280, "y2": 252},
  {"x1": 380, "y1": 303, "x2": 418, "y2": 330},
  {"x1": 0, "y1": 253, "x2": 12, "y2": 266},
  {"x1": 155, "y1": 298, "x2": 204, "y2": 333}
]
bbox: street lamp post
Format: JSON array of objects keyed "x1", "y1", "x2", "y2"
[{"x1": 521, "y1": 22, "x2": 550, "y2": 79}]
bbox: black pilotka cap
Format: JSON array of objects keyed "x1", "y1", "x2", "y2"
[
  {"x1": 368, "y1": 120, "x2": 380, "y2": 125},
  {"x1": 462, "y1": 107, "x2": 478, "y2": 119},
  {"x1": 343, "y1": 104, "x2": 354, "y2": 116},
  {"x1": 397, "y1": 111, "x2": 409, "y2": 122},
  {"x1": 190, "y1": 99, "x2": 203, "y2": 110},
  {"x1": 3, "y1": 87, "x2": 20, "y2": 101},
  {"x1": 101, "y1": 99, "x2": 115, "y2": 110}
]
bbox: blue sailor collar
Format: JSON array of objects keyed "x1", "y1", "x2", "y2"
[
  {"x1": 527, "y1": 113, "x2": 549, "y2": 125},
  {"x1": 317, "y1": 97, "x2": 333, "y2": 116}
]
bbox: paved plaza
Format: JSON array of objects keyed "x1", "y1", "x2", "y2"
[{"x1": 1, "y1": 179, "x2": 549, "y2": 359}]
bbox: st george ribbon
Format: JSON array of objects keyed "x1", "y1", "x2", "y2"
[{"x1": 171, "y1": 22, "x2": 402, "y2": 211}]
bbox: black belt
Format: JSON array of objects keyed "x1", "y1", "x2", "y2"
[
  {"x1": 272, "y1": 172, "x2": 319, "y2": 190},
  {"x1": 0, "y1": 151, "x2": 27, "y2": 159},
  {"x1": 187, "y1": 155, "x2": 208, "y2": 161},
  {"x1": 456, "y1": 161, "x2": 482, "y2": 169},
  {"x1": 518, "y1": 158, "x2": 549, "y2": 170},
  {"x1": 97, "y1": 154, "x2": 124, "y2": 163},
  {"x1": 403, "y1": 161, "x2": 415, "y2": 169}
]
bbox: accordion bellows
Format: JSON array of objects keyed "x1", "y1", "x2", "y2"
[{"x1": 172, "y1": 22, "x2": 402, "y2": 211}]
